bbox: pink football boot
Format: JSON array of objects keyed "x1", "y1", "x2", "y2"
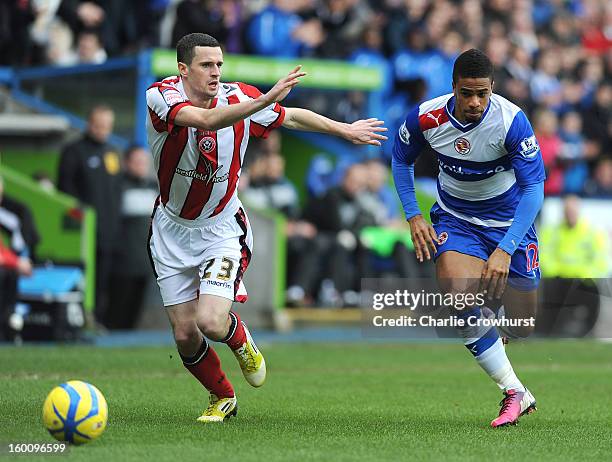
[{"x1": 491, "y1": 388, "x2": 537, "y2": 428}]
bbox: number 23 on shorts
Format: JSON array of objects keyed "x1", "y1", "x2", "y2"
[{"x1": 202, "y1": 257, "x2": 235, "y2": 281}]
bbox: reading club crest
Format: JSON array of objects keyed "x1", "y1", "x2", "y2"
[
  {"x1": 437, "y1": 231, "x2": 448, "y2": 245},
  {"x1": 199, "y1": 136, "x2": 216, "y2": 154},
  {"x1": 454, "y1": 137, "x2": 471, "y2": 155}
]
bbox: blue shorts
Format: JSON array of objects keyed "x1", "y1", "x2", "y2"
[{"x1": 430, "y1": 203, "x2": 541, "y2": 291}]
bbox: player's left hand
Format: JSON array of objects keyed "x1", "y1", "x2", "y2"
[
  {"x1": 480, "y1": 248, "x2": 511, "y2": 300},
  {"x1": 344, "y1": 118, "x2": 388, "y2": 146}
]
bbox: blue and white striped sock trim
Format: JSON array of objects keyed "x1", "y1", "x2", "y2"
[{"x1": 455, "y1": 307, "x2": 500, "y2": 357}]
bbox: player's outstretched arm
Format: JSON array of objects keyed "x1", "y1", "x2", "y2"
[
  {"x1": 391, "y1": 114, "x2": 436, "y2": 262},
  {"x1": 174, "y1": 66, "x2": 306, "y2": 131},
  {"x1": 282, "y1": 107, "x2": 388, "y2": 146}
]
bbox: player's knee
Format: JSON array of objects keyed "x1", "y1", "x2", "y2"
[
  {"x1": 171, "y1": 322, "x2": 201, "y2": 351},
  {"x1": 196, "y1": 313, "x2": 228, "y2": 339},
  {"x1": 439, "y1": 279, "x2": 478, "y2": 300}
]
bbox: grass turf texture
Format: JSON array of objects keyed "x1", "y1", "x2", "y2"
[{"x1": 1, "y1": 340, "x2": 611, "y2": 461}]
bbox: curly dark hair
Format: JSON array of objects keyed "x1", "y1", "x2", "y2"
[{"x1": 452, "y1": 48, "x2": 494, "y2": 84}]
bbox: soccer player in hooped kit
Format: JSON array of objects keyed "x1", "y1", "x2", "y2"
[
  {"x1": 392, "y1": 49, "x2": 545, "y2": 427},
  {"x1": 146, "y1": 33, "x2": 387, "y2": 422}
]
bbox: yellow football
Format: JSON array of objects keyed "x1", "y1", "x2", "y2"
[{"x1": 42, "y1": 380, "x2": 108, "y2": 445}]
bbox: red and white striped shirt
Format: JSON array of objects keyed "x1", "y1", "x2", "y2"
[{"x1": 146, "y1": 76, "x2": 285, "y2": 221}]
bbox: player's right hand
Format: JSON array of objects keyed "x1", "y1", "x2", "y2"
[
  {"x1": 264, "y1": 65, "x2": 307, "y2": 104},
  {"x1": 407, "y1": 215, "x2": 438, "y2": 263}
]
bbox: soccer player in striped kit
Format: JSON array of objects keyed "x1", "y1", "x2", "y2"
[
  {"x1": 392, "y1": 49, "x2": 544, "y2": 427},
  {"x1": 146, "y1": 33, "x2": 387, "y2": 422}
]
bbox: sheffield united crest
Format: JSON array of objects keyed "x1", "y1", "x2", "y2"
[{"x1": 198, "y1": 136, "x2": 216, "y2": 154}]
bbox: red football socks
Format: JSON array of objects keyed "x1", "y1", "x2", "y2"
[
  {"x1": 180, "y1": 337, "x2": 234, "y2": 398},
  {"x1": 222, "y1": 311, "x2": 247, "y2": 351}
]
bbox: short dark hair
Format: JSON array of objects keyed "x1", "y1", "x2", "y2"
[
  {"x1": 176, "y1": 33, "x2": 220, "y2": 65},
  {"x1": 452, "y1": 49, "x2": 494, "y2": 83}
]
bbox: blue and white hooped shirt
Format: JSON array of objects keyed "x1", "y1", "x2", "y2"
[{"x1": 393, "y1": 93, "x2": 546, "y2": 227}]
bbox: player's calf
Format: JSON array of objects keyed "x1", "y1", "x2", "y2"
[
  {"x1": 455, "y1": 307, "x2": 526, "y2": 392},
  {"x1": 180, "y1": 336, "x2": 235, "y2": 400}
]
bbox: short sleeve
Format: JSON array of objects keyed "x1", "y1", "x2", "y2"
[
  {"x1": 504, "y1": 111, "x2": 546, "y2": 186},
  {"x1": 236, "y1": 82, "x2": 285, "y2": 138},
  {"x1": 146, "y1": 83, "x2": 192, "y2": 133},
  {"x1": 392, "y1": 105, "x2": 427, "y2": 165}
]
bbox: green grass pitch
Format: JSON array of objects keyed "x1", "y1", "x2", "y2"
[{"x1": 1, "y1": 340, "x2": 611, "y2": 461}]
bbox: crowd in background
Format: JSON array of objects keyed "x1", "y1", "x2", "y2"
[
  {"x1": 240, "y1": 132, "x2": 432, "y2": 307},
  {"x1": 54, "y1": 105, "x2": 158, "y2": 328},
  {"x1": 1, "y1": 0, "x2": 610, "y2": 195},
  {"x1": 1, "y1": 106, "x2": 158, "y2": 334},
  {"x1": 0, "y1": 0, "x2": 611, "y2": 317}
]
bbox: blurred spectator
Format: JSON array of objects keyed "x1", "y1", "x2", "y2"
[
  {"x1": 76, "y1": 29, "x2": 107, "y2": 64},
  {"x1": 28, "y1": 0, "x2": 64, "y2": 64},
  {"x1": 497, "y1": 45, "x2": 533, "y2": 110},
  {"x1": 582, "y1": 83, "x2": 611, "y2": 159},
  {"x1": 585, "y1": 157, "x2": 612, "y2": 197},
  {"x1": 57, "y1": 104, "x2": 121, "y2": 327},
  {"x1": 382, "y1": 0, "x2": 429, "y2": 55},
  {"x1": 172, "y1": 0, "x2": 245, "y2": 53},
  {"x1": 0, "y1": 176, "x2": 33, "y2": 341},
  {"x1": 540, "y1": 195, "x2": 610, "y2": 278},
  {"x1": 533, "y1": 108, "x2": 563, "y2": 195},
  {"x1": 509, "y1": 7, "x2": 539, "y2": 56},
  {"x1": 315, "y1": 0, "x2": 371, "y2": 59},
  {"x1": 45, "y1": 19, "x2": 76, "y2": 65},
  {"x1": 242, "y1": 140, "x2": 301, "y2": 218},
  {"x1": 558, "y1": 111, "x2": 589, "y2": 194},
  {"x1": 0, "y1": 0, "x2": 35, "y2": 65},
  {"x1": 350, "y1": 25, "x2": 393, "y2": 96},
  {"x1": 241, "y1": 133, "x2": 320, "y2": 306},
  {"x1": 303, "y1": 163, "x2": 376, "y2": 305},
  {"x1": 45, "y1": 26, "x2": 106, "y2": 65},
  {"x1": 0, "y1": 177, "x2": 40, "y2": 262},
  {"x1": 246, "y1": 0, "x2": 324, "y2": 57},
  {"x1": 57, "y1": 0, "x2": 144, "y2": 56},
  {"x1": 460, "y1": 0, "x2": 484, "y2": 46},
  {"x1": 135, "y1": 0, "x2": 170, "y2": 48},
  {"x1": 56, "y1": 1, "x2": 106, "y2": 46},
  {"x1": 357, "y1": 158, "x2": 425, "y2": 279},
  {"x1": 530, "y1": 49, "x2": 563, "y2": 110},
  {"x1": 107, "y1": 146, "x2": 158, "y2": 330},
  {"x1": 359, "y1": 158, "x2": 398, "y2": 222},
  {"x1": 0, "y1": 239, "x2": 32, "y2": 342},
  {"x1": 580, "y1": 0, "x2": 612, "y2": 54},
  {"x1": 305, "y1": 154, "x2": 336, "y2": 198}
]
